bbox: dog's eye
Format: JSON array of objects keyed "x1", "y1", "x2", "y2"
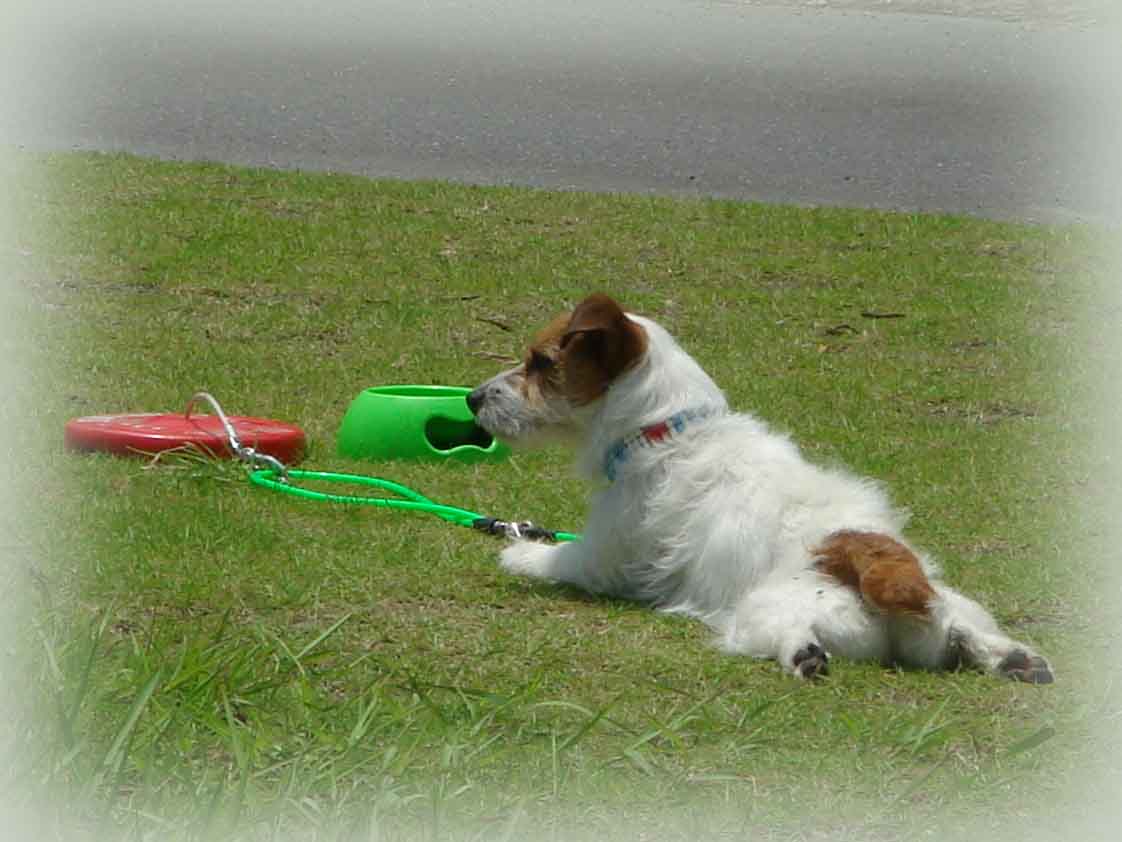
[{"x1": 526, "y1": 351, "x2": 555, "y2": 373}]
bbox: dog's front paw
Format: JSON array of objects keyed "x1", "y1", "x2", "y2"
[
  {"x1": 997, "y1": 650, "x2": 1055, "y2": 685},
  {"x1": 500, "y1": 540, "x2": 557, "y2": 579},
  {"x1": 791, "y1": 643, "x2": 831, "y2": 681}
]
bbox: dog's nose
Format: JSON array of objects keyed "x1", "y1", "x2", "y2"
[{"x1": 466, "y1": 387, "x2": 486, "y2": 416}]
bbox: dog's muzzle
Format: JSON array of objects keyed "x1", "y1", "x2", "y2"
[{"x1": 466, "y1": 386, "x2": 488, "y2": 416}]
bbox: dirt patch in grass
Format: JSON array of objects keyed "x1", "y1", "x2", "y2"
[{"x1": 924, "y1": 398, "x2": 1039, "y2": 425}]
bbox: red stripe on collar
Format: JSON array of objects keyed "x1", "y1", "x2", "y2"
[{"x1": 603, "y1": 408, "x2": 715, "y2": 481}]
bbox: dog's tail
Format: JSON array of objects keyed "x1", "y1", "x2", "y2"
[{"x1": 813, "y1": 530, "x2": 936, "y2": 619}]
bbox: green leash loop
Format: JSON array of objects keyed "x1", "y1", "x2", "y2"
[{"x1": 248, "y1": 468, "x2": 580, "y2": 543}]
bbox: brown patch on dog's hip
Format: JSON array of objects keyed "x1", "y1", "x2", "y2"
[{"x1": 814, "y1": 530, "x2": 936, "y2": 619}]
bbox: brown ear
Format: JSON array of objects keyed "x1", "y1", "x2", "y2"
[{"x1": 560, "y1": 294, "x2": 647, "y2": 403}]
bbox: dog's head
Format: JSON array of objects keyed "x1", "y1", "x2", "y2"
[{"x1": 467, "y1": 293, "x2": 649, "y2": 446}]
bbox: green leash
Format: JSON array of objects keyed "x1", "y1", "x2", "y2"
[
  {"x1": 191, "y1": 392, "x2": 579, "y2": 543},
  {"x1": 249, "y1": 468, "x2": 580, "y2": 543}
]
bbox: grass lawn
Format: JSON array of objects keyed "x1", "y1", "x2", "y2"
[{"x1": 0, "y1": 151, "x2": 1115, "y2": 841}]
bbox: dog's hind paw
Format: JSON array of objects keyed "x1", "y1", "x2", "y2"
[
  {"x1": 792, "y1": 643, "x2": 830, "y2": 680},
  {"x1": 997, "y1": 650, "x2": 1055, "y2": 685}
]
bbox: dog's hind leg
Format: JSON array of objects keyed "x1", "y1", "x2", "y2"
[
  {"x1": 720, "y1": 573, "x2": 890, "y2": 680},
  {"x1": 892, "y1": 585, "x2": 1055, "y2": 683}
]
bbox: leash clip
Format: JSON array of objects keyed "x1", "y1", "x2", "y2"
[
  {"x1": 472, "y1": 517, "x2": 557, "y2": 542},
  {"x1": 185, "y1": 391, "x2": 290, "y2": 481}
]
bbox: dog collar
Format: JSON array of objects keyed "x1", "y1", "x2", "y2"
[{"x1": 603, "y1": 408, "x2": 714, "y2": 481}]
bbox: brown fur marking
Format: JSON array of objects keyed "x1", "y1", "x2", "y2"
[
  {"x1": 559, "y1": 293, "x2": 648, "y2": 404},
  {"x1": 517, "y1": 294, "x2": 648, "y2": 407},
  {"x1": 514, "y1": 313, "x2": 571, "y2": 406},
  {"x1": 814, "y1": 530, "x2": 936, "y2": 619}
]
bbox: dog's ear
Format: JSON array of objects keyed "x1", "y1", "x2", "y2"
[{"x1": 560, "y1": 294, "x2": 647, "y2": 403}]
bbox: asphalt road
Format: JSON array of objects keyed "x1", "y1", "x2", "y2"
[{"x1": 3, "y1": 0, "x2": 1120, "y2": 224}]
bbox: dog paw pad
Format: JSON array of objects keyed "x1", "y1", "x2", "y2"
[
  {"x1": 998, "y1": 650, "x2": 1055, "y2": 685},
  {"x1": 793, "y1": 643, "x2": 830, "y2": 680}
]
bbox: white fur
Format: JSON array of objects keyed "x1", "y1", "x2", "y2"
[{"x1": 472, "y1": 312, "x2": 1053, "y2": 682}]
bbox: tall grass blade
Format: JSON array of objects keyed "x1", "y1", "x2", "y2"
[
  {"x1": 87, "y1": 667, "x2": 162, "y2": 799},
  {"x1": 295, "y1": 612, "x2": 353, "y2": 661}
]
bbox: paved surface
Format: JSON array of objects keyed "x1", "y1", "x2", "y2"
[
  {"x1": 2, "y1": 0, "x2": 1120, "y2": 223},
  {"x1": 736, "y1": 1, "x2": 1114, "y2": 28}
]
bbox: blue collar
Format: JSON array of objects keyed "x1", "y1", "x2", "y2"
[{"x1": 603, "y1": 408, "x2": 715, "y2": 481}]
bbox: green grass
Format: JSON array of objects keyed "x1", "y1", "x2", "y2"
[{"x1": 1, "y1": 150, "x2": 1114, "y2": 841}]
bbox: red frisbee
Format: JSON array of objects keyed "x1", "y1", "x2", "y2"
[{"x1": 65, "y1": 412, "x2": 306, "y2": 464}]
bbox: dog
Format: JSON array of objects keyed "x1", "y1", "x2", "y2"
[{"x1": 467, "y1": 293, "x2": 1054, "y2": 683}]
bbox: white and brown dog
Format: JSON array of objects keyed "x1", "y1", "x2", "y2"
[{"x1": 467, "y1": 293, "x2": 1053, "y2": 683}]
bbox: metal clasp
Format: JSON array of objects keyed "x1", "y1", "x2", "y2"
[{"x1": 184, "y1": 391, "x2": 289, "y2": 482}]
